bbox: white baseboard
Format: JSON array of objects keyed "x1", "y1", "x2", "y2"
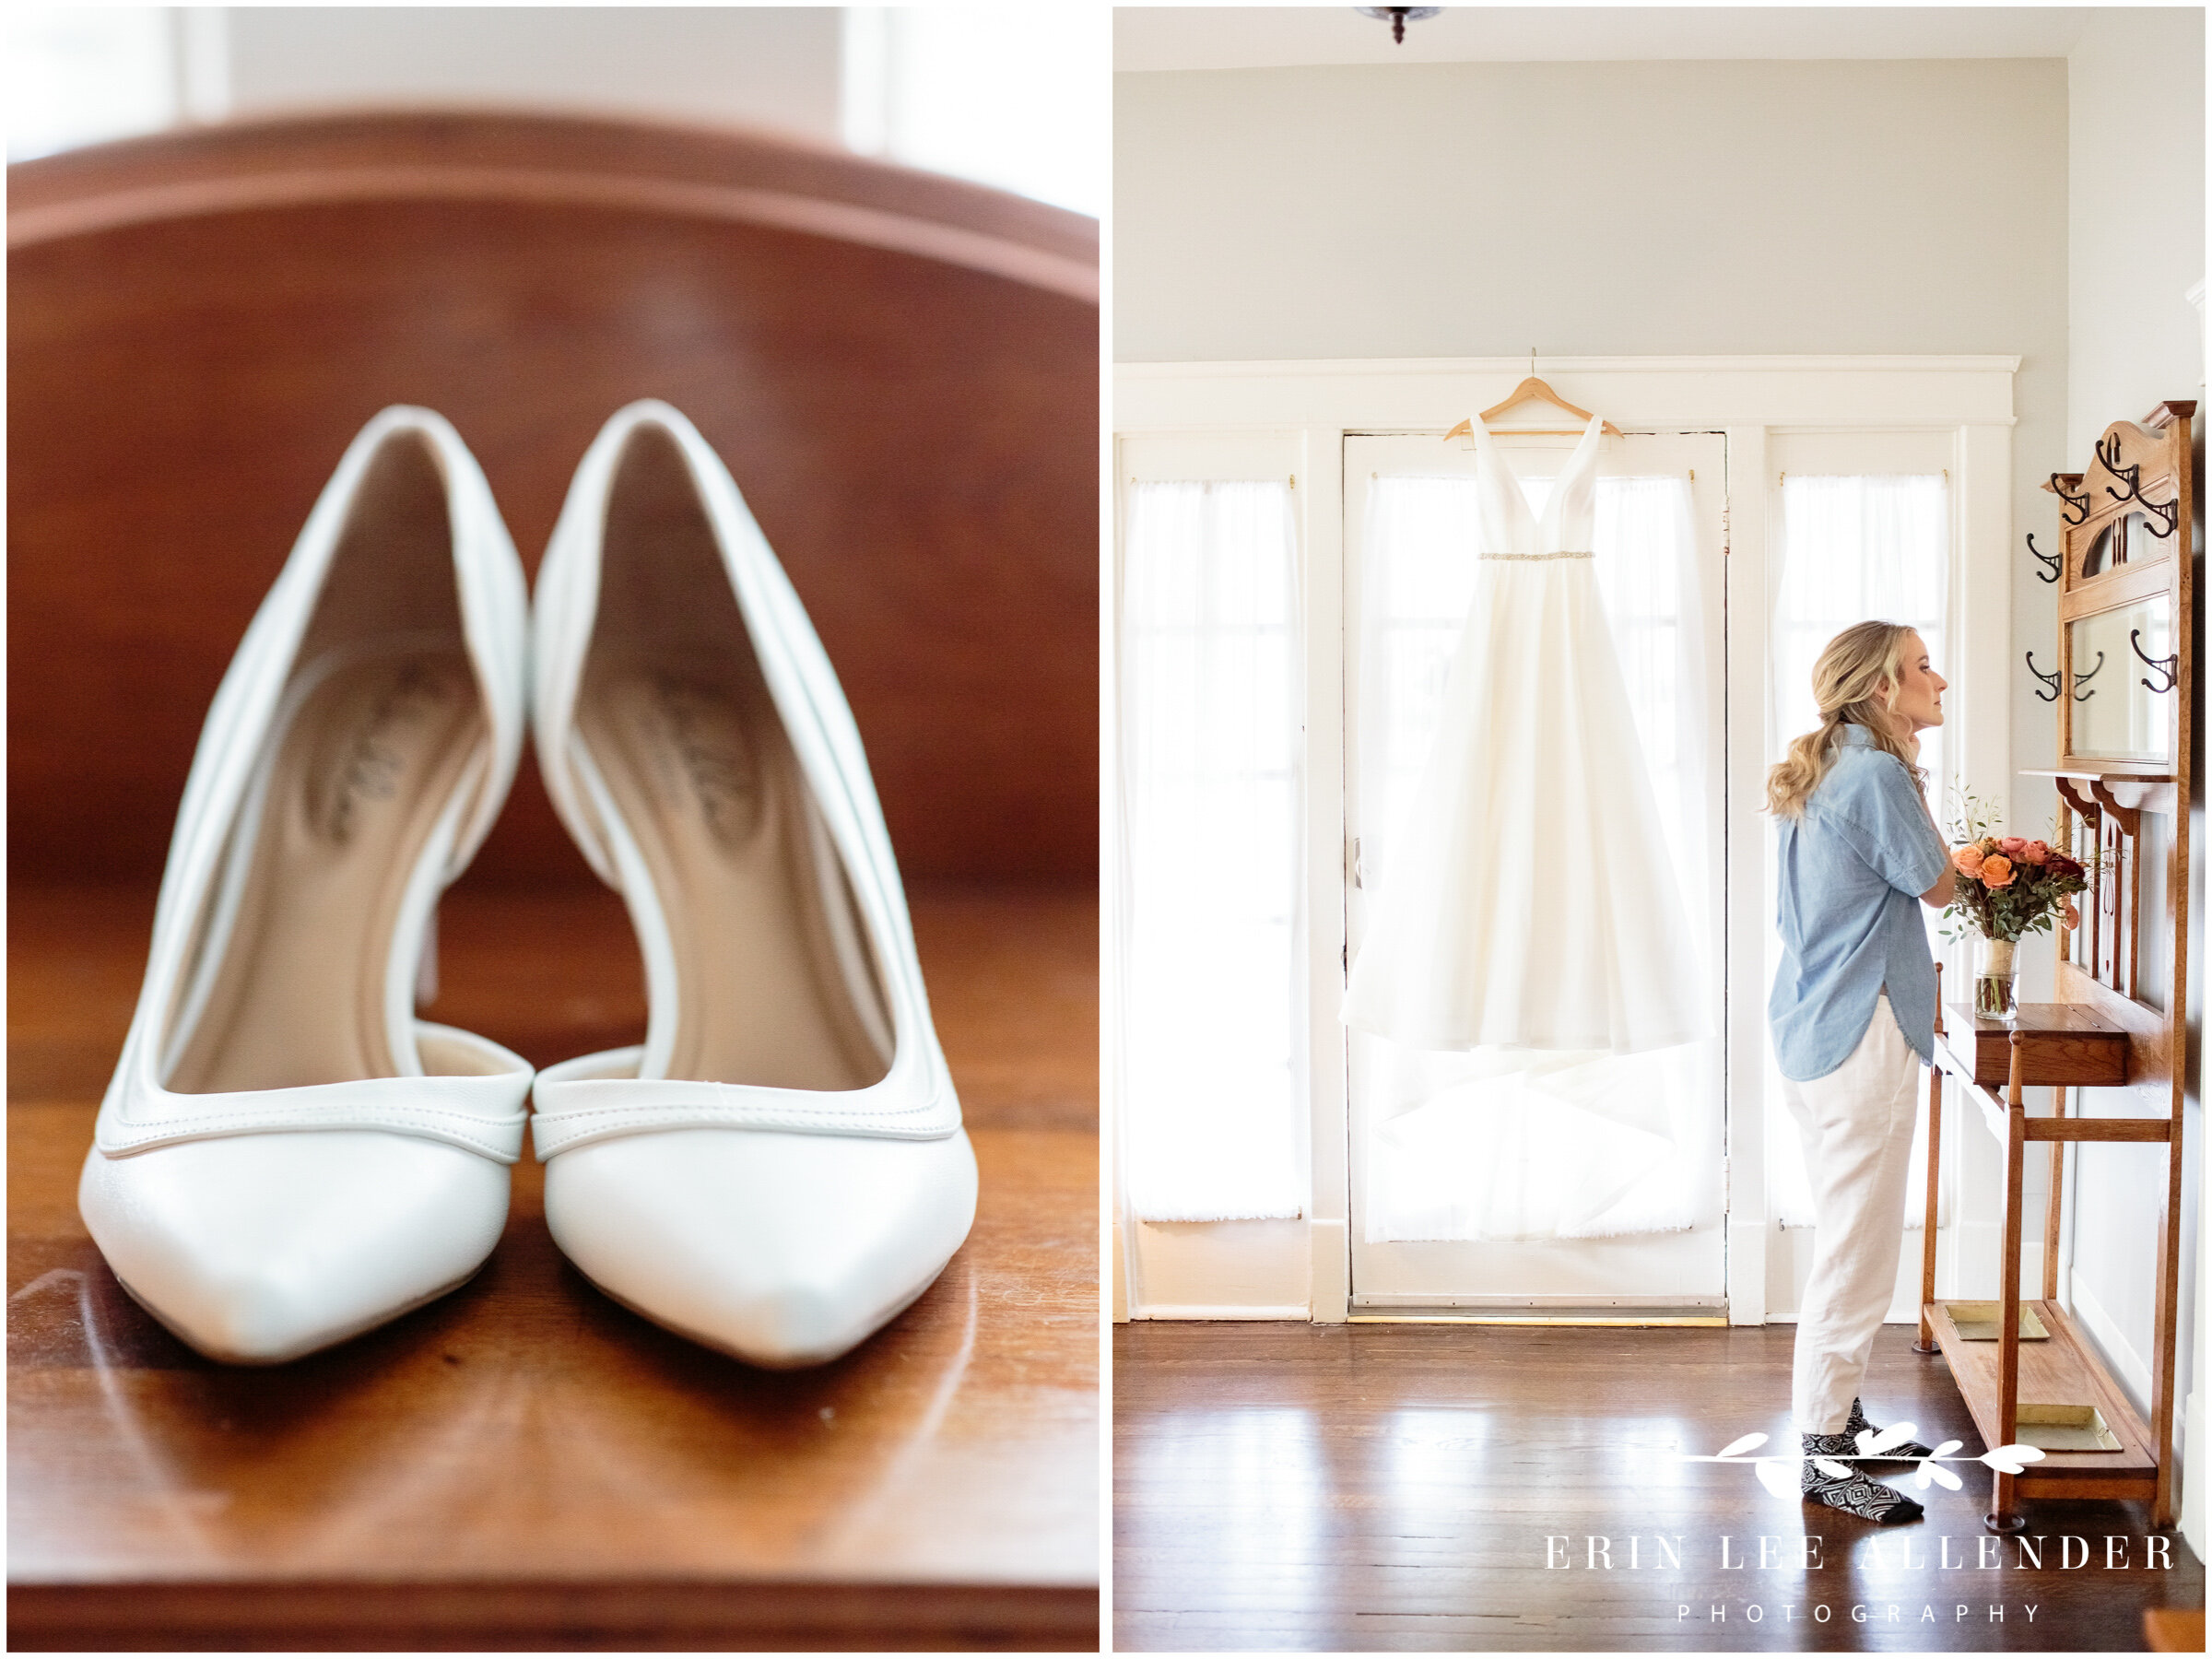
[
  {"x1": 1309, "y1": 1218, "x2": 1349, "y2": 1323},
  {"x1": 1727, "y1": 1218, "x2": 1767, "y2": 1325},
  {"x1": 1125, "y1": 1216, "x2": 1312, "y2": 1317},
  {"x1": 1134, "y1": 1305, "x2": 1312, "y2": 1321},
  {"x1": 2068, "y1": 1272, "x2": 2153, "y2": 1413}
]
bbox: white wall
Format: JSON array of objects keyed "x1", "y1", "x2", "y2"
[
  {"x1": 2059, "y1": 3, "x2": 2204, "y2": 1549},
  {"x1": 1114, "y1": 58, "x2": 2066, "y2": 363},
  {"x1": 2065, "y1": 8, "x2": 2206, "y2": 459},
  {"x1": 220, "y1": 6, "x2": 843, "y2": 142}
]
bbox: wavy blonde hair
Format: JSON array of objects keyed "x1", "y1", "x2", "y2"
[{"x1": 1765, "y1": 620, "x2": 1927, "y2": 818}]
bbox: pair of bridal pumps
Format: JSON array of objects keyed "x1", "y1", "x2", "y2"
[{"x1": 80, "y1": 402, "x2": 976, "y2": 1368}]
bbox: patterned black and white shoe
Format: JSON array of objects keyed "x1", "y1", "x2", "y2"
[
  {"x1": 1847, "y1": 1397, "x2": 1936, "y2": 1461},
  {"x1": 1802, "y1": 1431, "x2": 1924, "y2": 1524}
]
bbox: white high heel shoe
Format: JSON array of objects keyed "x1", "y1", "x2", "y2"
[
  {"x1": 79, "y1": 408, "x2": 534, "y2": 1364},
  {"x1": 529, "y1": 401, "x2": 976, "y2": 1368}
]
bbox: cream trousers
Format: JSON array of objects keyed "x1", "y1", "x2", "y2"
[{"x1": 1782, "y1": 993, "x2": 1923, "y2": 1435}]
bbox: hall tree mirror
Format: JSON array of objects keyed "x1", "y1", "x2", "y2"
[{"x1": 1112, "y1": 361, "x2": 2014, "y2": 1331}]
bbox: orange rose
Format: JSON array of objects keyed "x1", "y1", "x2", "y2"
[
  {"x1": 2018, "y1": 841, "x2": 2050, "y2": 865},
  {"x1": 1954, "y1": 845, "x2": 1985, "y2": 876},
  {"x1": 1981, "y1": 854, "x2": 2015, "y2": 888},
  {"x1": 2063, "y1": 899, "x2": 2081, "y2": 929}
]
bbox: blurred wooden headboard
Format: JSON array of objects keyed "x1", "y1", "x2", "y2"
[{"x1": 8, "y1": 112, "x2": 1098, "y2": 888}]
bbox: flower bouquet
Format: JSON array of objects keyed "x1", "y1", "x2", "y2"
[{"x1": 1942, "y1": 796, "x2": 2094, "y2": 1021}]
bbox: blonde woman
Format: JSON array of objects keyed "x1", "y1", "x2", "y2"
[{"x1": 1768, "y1": 620, "x2": 1953, "y2": 1524}]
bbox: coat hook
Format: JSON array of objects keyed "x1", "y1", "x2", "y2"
[
  {"x1": 2070, "y1": 649, "x2": 2104, "y2": 701},
  {"x1": 2129, "y1": 629, "x2": 2179, "y2": 694},
  {"x1": 2048, "y1": 472, "x2": 2093, "y2": 526},
  {"x1": 2026, "y1": 532, "x2": 2061, "y2": 583},
  {"x1": 2024, "y1": 650, "x2": 2062, "y2": 702},
  {"x1": 2093, "y1": 433, "x2": 2181, "y2": 538}
]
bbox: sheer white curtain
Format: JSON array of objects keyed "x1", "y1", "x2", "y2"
[
  {"x1": 1119, "y1": 481, "x2": 1304, "y2": 1221},
  {"x1": 1766, "y1": 474, "x2": 1950, "y2": 1228},
  {"x1": 1356, "y1": 472, "x2": 1721, "y2": 1241}
]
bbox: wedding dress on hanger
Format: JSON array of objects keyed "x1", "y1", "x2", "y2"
[{"x1": 1342, "y1": 412, "x2": 1703, "y2": 1055}]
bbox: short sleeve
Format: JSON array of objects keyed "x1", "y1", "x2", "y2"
[{"x1": 1816, "y1": 755, "x2": 1949, "y2": 898}]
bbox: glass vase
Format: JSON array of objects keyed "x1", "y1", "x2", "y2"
[{"x1": 1975, "y1": 935, "x2": 2019, "y2": 1023}]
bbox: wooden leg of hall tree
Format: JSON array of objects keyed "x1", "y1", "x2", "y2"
[
  {"x1": 1913, "y1": 1061, "x2": 1943, "y2": 1353},
  {"x1": 2042, "y1": 1086, "x2": 2066, "y2": 1303},
  {"x1": 1988, "y1": 1036, "x2": 2029, "y2": 1535}
]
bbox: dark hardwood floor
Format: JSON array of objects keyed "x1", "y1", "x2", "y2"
[{"x1": 1114, "y1": 1322, "x2": 2202, "y2": 1652}]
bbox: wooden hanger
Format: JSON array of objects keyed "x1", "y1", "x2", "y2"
[{"x1": 1444, "y1": 358, "x2": 1622, "y2": 441}]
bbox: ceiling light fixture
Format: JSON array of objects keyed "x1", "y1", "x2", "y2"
[{"x1": 1355, "y1": 7, "x2": 1441, "y2": 46}]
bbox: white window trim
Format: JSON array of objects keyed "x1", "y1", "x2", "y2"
[{"x1": 1112, "y1": 354, "x2": 2018, "y2": 1324}]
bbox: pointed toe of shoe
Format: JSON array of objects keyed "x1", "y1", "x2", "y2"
[
  {"x1": 79, "y1": 1130, "x2": 510, "y2": 1363},
  {"x1": 544, "y1": 1127, "x2": 978, "y2": 1367}
]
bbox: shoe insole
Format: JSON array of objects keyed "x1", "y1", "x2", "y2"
[
  {"x1": 166, "y1": 651, "x2": 483, "y2": 1095},
  {"x1": 578, "y1": 664, "x2": 889, "y2": 1090}
]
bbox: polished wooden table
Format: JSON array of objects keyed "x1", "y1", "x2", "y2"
[
  {"x1": 1922, "y1": 1001, "x2": 2171, "y2": 1534},
  {"x1": 8, "y1": 882, "x2": 1100, "y2": 1651}
]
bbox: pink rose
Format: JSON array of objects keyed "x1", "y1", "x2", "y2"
[
  {"x1": 2063, "y1": 899, "x2": 2081, "y2": 929},
  {"x1": 1954, "y1": 845, "x2": 1985, "y2": 877},
  {"x1": 2018, "y1": 841, "x2": 2050, "y2": 865},
  {"x1": 1998, "y1": 836, "x2": 2028, "y2": 855}
]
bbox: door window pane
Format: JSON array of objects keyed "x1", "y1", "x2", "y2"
[
  {"x1": 1767, "y1": 474, "x2": 1950, "y2": 1228},
  {"x1": 1119, "y1": 480, "x2": 1303, "y2": 1221}
]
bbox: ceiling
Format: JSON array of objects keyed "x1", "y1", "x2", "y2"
[{"x1": 1114, "y1": 7, "x2": 2107, "y2": 72}]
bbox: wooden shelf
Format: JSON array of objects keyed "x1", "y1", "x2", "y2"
[
  {"x1": 6, "y1": 883, "x2": 1100, "y2": 1652},
  {"x1": 1934, "y1": 1000, "x2": 2129, "y2": 1089},
  {"x1": 1922, "y1": 1300, "x2": 2159, "y2": 1501}
]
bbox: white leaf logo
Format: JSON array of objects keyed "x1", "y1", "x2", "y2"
[
  {"x1": 1915, "y1": 1461, "x2": 1963, "y2": 1491},
  {"x1": 1753, "y1": 1457, "x2": 1799, "y2": 1499},
  {"x1": 1980, "y1": 1443, "x2": 2048, "y2": 1475},
  {"x1": 1858, "y1": 1420, "x2": 1921, "y2": 1456}
]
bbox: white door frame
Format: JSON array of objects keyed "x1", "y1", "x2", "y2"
[{"x1": 1111, "y1": 354, "x2": 2018, "y2": 1324}]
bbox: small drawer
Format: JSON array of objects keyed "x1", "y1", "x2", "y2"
[{"x1": 1941, "y1": 1003, "x2": 2130, "y2": 1088}]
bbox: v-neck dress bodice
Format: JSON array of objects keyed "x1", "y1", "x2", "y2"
[
  {"x1": 1342, "y1": 413, "x2": 1704, "y2": 1054},
  {"x1": 1472, "y1": 410, "x2": 1605, "y2": 558}
]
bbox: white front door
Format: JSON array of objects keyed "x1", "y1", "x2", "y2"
[{"x1": 1342, "y1": 429, "x2": 1731, "y2": 1315}]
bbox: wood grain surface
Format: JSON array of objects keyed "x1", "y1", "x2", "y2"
[
  {"x1": 1921, "y1": 1301, "x2": 2156, "y2": 1494},
  {"x1": 9, "y1": 883, "x2": 1100, "y2": 1652},
  {"x1": 8, "y1": 112, "x2": 1098, "y2": 889},
  {"x1": 1934, "y1": 1005, "x2": 2129, "y2": 1090},
  {"x1": 1114, "y1": 1322, "x2": 2201, "y2": 1653}
]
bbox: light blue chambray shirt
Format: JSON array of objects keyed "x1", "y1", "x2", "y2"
[{"x1": 1769, "y1": 724, "x2": 1951, "y2": 1081}]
